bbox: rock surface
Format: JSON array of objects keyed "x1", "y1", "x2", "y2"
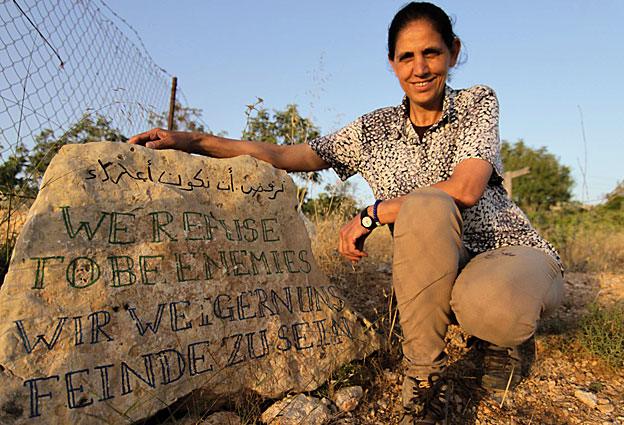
[
  {"x1": 332, "y1": 385, "x2": 364, "y2": 412},
  {"x1": 261, "y1": 394, "x2": 332, "y2": 425},
  {"x1": 0, "y1": 142, "x2": 379, "y2": 424},
  {"x1": 574, "y1": 389, "x2": 598, "y2": 409}
]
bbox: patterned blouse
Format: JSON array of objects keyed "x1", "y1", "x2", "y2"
[{"x1": 308, "y1": 85, "x2": 562, "y2": 270}]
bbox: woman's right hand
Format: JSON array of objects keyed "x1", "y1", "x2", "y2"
[
  {"x1": 129, "y1": 128, "x2": 330, "y2": 173},
  {"x1": 128, "y1": 128, "x2": 207, "y2": 154},
  {"x1": 338, "y1": 213, "x2": 371, "y2": 264}
]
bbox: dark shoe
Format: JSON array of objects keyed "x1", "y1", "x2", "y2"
[
  {"x1": 399, "y1": 373, "x2": 448, "y2": 424},
  {"x1": 481, "y1": 337, "x2": 534, "y2": 405}
]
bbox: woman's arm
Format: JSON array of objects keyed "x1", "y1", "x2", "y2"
[
  {"x1": 374, "y1": 158, "x2": 492, "y2": 223},
  {"x1": 128, "y1": 128, "x2": 330, "y2": 172},
  {"x1": 338, "y1": 158, "x2": 492, "y2": 263}
]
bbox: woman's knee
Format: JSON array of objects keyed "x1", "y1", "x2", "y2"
[
  {"x1": 395, "y1": 187, "x2": 459, "y2": 233},
  {"x1": 400, "y1": 187, "x2": 456, "y2": 216},
  {"x1": 451, "y1": 246, "x2": 563, "y2": 347},
  {"x1": 451, "y1": 279, "x2": 538, "y2": 348}
]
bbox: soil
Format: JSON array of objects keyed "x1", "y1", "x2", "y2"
[
  {"x1": 157, "y1": 266, "x2": 624, "y2": 425},
  {"x1": 331, "y1": 264, "x2": 624, "y2": 425}
]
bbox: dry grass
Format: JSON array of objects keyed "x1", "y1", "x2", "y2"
[
  {"x1": 558, "y1": 227, "x2": 624, "y2": 273},
  {"x1": 310, "y1": 213, "x2": 393, "y2": 279},
  {"x1": 1, "y1": 201, "x2": 622, "y2": 423}
]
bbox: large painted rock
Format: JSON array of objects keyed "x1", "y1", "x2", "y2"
[{"x1": 0, "y1": 142, "x2": 379, "y2": 424}]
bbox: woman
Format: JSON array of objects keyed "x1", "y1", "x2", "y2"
[{"x1": 130, "y1": 3, "x2": 564, "y2": 423}]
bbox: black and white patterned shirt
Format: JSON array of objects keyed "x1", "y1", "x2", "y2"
[{"x1": 309, "y1": 85, "x2": 562, "y2": 270}]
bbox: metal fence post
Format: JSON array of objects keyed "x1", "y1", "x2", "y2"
[{"x1": 167, "y1": 76, "x2": 178, "y2": 130}]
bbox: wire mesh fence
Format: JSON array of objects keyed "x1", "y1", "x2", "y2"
[
  {"x1": 0, "y1": 0, "x2": 189, "y2": 181},
  {"x1": 0, "y1": 0, "x2": 199, "y2": 273}
]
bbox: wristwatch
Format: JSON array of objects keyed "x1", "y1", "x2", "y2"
[{"x1": 360, "y1": 206, "x2": 379, "y2": 230}]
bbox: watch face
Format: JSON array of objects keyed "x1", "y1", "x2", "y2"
[{"x1": 362, "y1": 216, "x2": 373, "y2": 228}]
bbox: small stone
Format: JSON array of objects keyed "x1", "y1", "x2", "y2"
[
  {"x1": 383, "y1": 369, "x2": 399, "y2": 384},
  {"x1": 574, "y1": 390, "x2": 598, "y2": 409},
  {"x1": 598, "y1": 398, "x2": 610, "y2": 405},
  {"x1": 376, "y1": 263, "x2": 392, "y2": 274},
  {"x1": 332, "y1": 386, "x2": 364, "y2": 412},
  {"x1": 261, "y1": 394, "x2": 332, "y2": 425},
  {"x1": 201, "y1": 412, "x2": 242, "y2": 425},
  {"x1": 597, "y1": 403, "x2": 614, "y2": 414}
]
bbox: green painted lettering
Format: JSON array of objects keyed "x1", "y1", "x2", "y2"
[
  {"x1": 261, "y1": 218, "x2": 280, "y2": 242},
  {"x1": 61, "y1": 206, "x2": 108, "y2": 240},
  {"x1": 66, "y1": 257, "x2": 100, "y2": 289},
  {"x1": 108, "y1": 212, "x2": 136, "y2": 244},
  {"x1": 183, "y1": 212, "x2": 206, "y2": 241},
  {"x1": 108, "y1": 256, "x2": 136, "y2": 287},
  {"x1": 175, "y1": 253, "x2": 199, "y2": 282},
  {"x1": 149, "y1": 211, "x2": 177, "y2": 242},
  {"x1": 139, "y1": 255, "x2": 165, "y2": 285},
  {"x1": 30, "y1": 256, "x2": 64, "y2": 289}
]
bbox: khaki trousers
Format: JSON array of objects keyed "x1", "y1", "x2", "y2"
[{"x1": 392, "y1": 187, "x2": 564, "y2": 378}]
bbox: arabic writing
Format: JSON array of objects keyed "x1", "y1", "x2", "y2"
[{"x1": 85, "y1": 159, "x2": 286, "y2": 200}]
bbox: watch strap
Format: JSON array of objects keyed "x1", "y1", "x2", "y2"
[{"x1": 372, "y1": 199, "x2": 382, "y2": 225}]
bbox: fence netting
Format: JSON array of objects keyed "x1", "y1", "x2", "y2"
[
  {"x1": 1, "y1": 0, "x2": 204, "y2": 267},
  {"x1": 0, "y1": 0, "x2": 182, "y2": 176}
]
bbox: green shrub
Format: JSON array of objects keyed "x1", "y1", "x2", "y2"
[
  {"x1": 578, "y1": 302, "x2": 624, "y2": 369},
  {"x1": 528, "y1": 203, "x2": 624, "y2": 272}
]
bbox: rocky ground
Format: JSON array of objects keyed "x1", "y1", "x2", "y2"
[
  {"x1": 157, "y1": 267, "x2": 623, "y2": 425},
  {"x1": 331, "y1": 267, "x2": 624, "y2": 425}
]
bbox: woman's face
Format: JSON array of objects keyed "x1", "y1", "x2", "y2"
[{"x1": 389, "y1": 19, "x2": 460, "y2": 115}]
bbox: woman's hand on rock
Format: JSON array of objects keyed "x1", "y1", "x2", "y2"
[
  {"x1": 128, "y1": 128, "x2": 207, "y2": 154},
  {"x1": 338, "y1": 214, "x2": 370, "y2": 264}
]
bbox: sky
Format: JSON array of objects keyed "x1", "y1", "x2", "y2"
[{"x1": 106, "y1": 0, "x2": 623, "y2": 204}]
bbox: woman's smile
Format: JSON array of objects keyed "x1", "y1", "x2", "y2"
[{"x1": 410, "y1": 77, "x2": 436, "y2": 88}]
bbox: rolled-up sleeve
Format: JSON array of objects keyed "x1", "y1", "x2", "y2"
[
  {"x1": 308, "y1": 117, "x2": 364, "y2": 181},
  {"x1": 454, "y1": 85, "x2": 504, "y2": 179}
]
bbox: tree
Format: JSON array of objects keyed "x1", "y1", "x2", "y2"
[
  {"x1": 301, "y1": 181, "x2": 359, "y2": 219},
  {"x1": 604, "y1": 181, "x2": 623, "y2": 211},
  {"x1": 25, "y1": 114, "x2": 126, "y2": 191},
  {"x1": 147, "y1": 101, "x2": 213, "y2": 134},
  {"x1": 242, "y1": 103, "x2": 320, "y2": 146},
  {"x1": 242, "y1": 102, "x2": 322, "y2": 185},
  {"x1": 0, "y1": 143, "x2": 29, "y2": 194},
  {"x1": 0, "y1": 113, "x2": 127, "y2": 198},
  {"x1": 501, "y1": 140, "x2": 573, "y2": 210}
]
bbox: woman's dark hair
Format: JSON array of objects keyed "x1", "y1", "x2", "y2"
[{"x1": 388, "y1": 2, "x2": 458, "y2": 59}]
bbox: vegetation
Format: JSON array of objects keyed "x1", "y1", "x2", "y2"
[
  {"x1": 578, "y1": 302, "x2": 624, "y2": 369},
  {"x1": 148, "y1": 102, "x2": 211, "y2": 134},
  {"x1": 242, "y1": 100, "x2": 323, "y2": 186},
  {"x1": 242, "y1": 102, "x2": 320, "y2": 148},
  {"x1": 0, "y1": 104, "x2": 622, "y2": 423},
  {"x1": 1, "y1": 113, "x2": 126, "y2": 197},
  {"x1": 301, "y1": 182, "x2": 359, "y2": 220},
  {"x1": 528, "y1": 190, "x2": 624, "y2": 273},
  {"x1": 501, "y1": 139, "x2": 574, "y2": 210}
]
